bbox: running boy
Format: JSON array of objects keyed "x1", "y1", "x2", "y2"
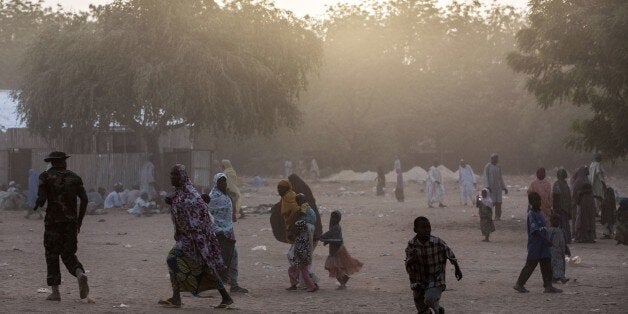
[{"x1": 405, "y1": 216, "x2": 463, "y2": 314}]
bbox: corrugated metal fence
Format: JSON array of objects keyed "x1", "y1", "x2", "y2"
[{"x1": 31, "y1": 152, "x2": 147, "y2": 190}]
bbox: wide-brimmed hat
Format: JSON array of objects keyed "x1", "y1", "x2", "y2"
[{"x1": 44, "y1": 151, "x2": 71, "y2": 162}]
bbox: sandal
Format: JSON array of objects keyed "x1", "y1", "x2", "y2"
[
  {"x1": 158, "y1": 298, "x2": 182, "y2": 308},
  {"x1": 214, "y1": 303, "x2": 234, "y2": 309}
]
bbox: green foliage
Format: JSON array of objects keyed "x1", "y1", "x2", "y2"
[
  {"x1": 13, "y1": 0, "x2": 321, "y2": 150},
  {"x1": 508, "y1": 0, "x2": 628, "y2": 160},
  {"x1": 0, "y1": 0, "x2": 73, "y2": 89}
]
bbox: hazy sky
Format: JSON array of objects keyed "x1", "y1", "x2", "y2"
[{"x1": 44, "y1": 0, "x2": 528, "y2": 17}]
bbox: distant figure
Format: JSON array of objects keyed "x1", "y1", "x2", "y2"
[
  {"x1": 458, "y1": 160, "x2": 476, "y2": 206},
  {"x1": 86, "y1": 188, "x2": 105, "y2": 215},
  {"x1": 320, "y1": 210, "x2": 362, "y2": 290},
  {"x1": 528, "y1": 167, "x2": 552, "y2": 219},
  {"x1": 125, "y1": 184, "x2": 141, "y2": 207},
  {"x1": 376, "y1": 166, "x2": 386, "y2": 196},
  {"x1": 427, "y1": 161, "x2": 446, "y2": 208},
  {"x1": 615, "y1": 198, "x2": 628, "y2": 245},
  {"x1": 405, "y1": 216, "x2": 463, "y2": 313},
  {"x1": 127, "y1": 192, "x2": 157, "y2": 217},
  {"x1": 483, "y1": 154, "x2": 508, "y2": 220},
  {"x1": 394, "y1": 157, "x2": 404, "y2": 202},
  {"x1": 104, "y1": 183, "x2": 124, "y2": 209},
  {"x1": 252, "y1": 175, "x2": 264, "y2": 190},
  {"x1": 513, "y1": 192, "x2": 562, "y2": 294},
  {"x1": 588, "y1": 153, "x2": 606, "y2": 212},
  {"x1": 140, "y1": 155, "x2": 157, "y2": 201},
  {"x1": 552, "y1": 168, "x2": 573, "y2": 243},
  {"x1": 36, "y1": 151, "x2": 90, "y2": 301},
  {"x1": 284, "y1": 160, "x2": 293, "y2": 178},
  {"x1": 26, "y1": 169, "x2": 38, "y2": 207},
  {"x1": 547, "y1": 214, "x2": 571, "y2": 284},
  {"x1": 221, "y1": 159, "x2": 242, "y2": 214},
  {"x1": 310, "y1": 158, "x2": 320, "y2": 181},
  {"x1": 601, "y1": 187, "x2": 617, "y2": 239},
  {"x1": 476, "y1": 189, "x2": 495, "y2": 242},
  {"x1": 572, "y1": 166, "x2": 596, "y2": 243},
  {"x1": 25, "y1": 169, "x2": 43, "y2": 219}
]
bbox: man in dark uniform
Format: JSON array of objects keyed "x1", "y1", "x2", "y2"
[{"x1": 36, "y1": 151, "x2": 90, "y2": 301}]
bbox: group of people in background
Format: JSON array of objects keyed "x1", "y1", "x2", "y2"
[{"x1": 6, "y1": 148, "x2": 628, "y2": 313}]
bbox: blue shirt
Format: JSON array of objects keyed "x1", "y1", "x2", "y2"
[{"x1": 526, "y1": 208, "x2": 551, "y2": 260}]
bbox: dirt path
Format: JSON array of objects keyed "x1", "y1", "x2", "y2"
[{"x1": 1, "y1": 176, "x2": 626, "y2": 313}]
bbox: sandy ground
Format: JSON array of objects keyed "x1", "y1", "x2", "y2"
[{"x1": 1, "y1": 175, "x2": 627, "y2": 313}]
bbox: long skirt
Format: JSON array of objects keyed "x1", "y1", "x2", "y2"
[
  {"x1": 167, "y1": 249, "x2": 223, "y2": 294},
  {"x1": 550, "y1": 247, "x2": 566, "y2": 279},
  {"x1": 575, "y1": 199, "x2": 597, "y2": 242},
  {"x1": 324, "y1": 245, "x2": 363, "y2": 278}
]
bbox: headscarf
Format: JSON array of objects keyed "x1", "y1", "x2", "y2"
[
  {"x1": 481, "y1": 188, "x2": 493, "y2": 208},
  {"x1": 288, "y1": 174, "x2": 323, "y2": 239},
  {"x1": 278, "y1": 179, "x2": 299, "y2": 228},
  {"x1": 556, "y1": 168, "x2": 568, "y2": 181},
  {"x1": 169, "y1": 164, "x2": 224, "y2": 272},
  {"x1": 208, "y1": 173, "x2": 233, "y2": 236}
]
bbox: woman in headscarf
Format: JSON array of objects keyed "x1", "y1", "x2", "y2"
[
  {"x1": 572, "y1": 166, "x2": 596, "y2": 243},
  {"x1": 159, "y1": 164, "x2": 233, "y2": 309},
  {"x1": 221, "y1": 160, "x2": 242, "y2": 216},
  {"x1": 209, "y1": 173, "x2": 248, "y2": 293},
  {"x1": 552, "y1": 168, "x2": 573, "y2": 243},
  {"x1": 288, "y1": 174, "x2": 323, "y2": 243}
]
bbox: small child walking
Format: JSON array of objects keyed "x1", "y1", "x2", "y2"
[
  {"x1": 405, "y1": 216, "x2": 463, "y2": 314},
  {"x1": 514, "y1": 192, "x2": 563, "y2": 293},
  {"x1": 476, "y1": 188, "x2": 496, "y2": 242},
  {"x1": 286, "y1": 220, "x2": 318, "y2": 292},
  {"x1": 320, "y1": 210, "x2": 363, "y2": 290},
  {"x1": 547, "y1": 214, "x2": 571, "y2": 283}
]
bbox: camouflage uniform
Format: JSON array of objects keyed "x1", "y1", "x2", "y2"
[{"x1": 37, "y1": 166, "x2": 88, "y2": 286}]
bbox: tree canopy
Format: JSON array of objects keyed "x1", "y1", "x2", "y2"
[
  {"x1": 13, "y1": 0, "x2": 321, "y2": 152},
  {"x1": 508, "y1": 0, "x2": 628, "y2": 160}
]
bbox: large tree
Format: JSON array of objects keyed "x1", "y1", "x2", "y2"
[
  {"x1": 508, "y1": 0, "x2": 628, "y2": 160},
  {"x1": 14, "y1": 0, "x2": 321, "y2": 154},
  {"x1": 0, "y1": 0, "x2": 72, "y2": 89}
]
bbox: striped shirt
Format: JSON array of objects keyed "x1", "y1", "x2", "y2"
[{"x1": 405, "y1": 235, "x2": 457, "y2": 290}]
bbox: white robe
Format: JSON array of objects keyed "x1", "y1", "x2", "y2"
[
  {"x1": 427, "y1": 166, "x2": 445, "y2": 204},
  {"x1": 104, "y1": 191, "x2": 124, "y2": 209},
  {"x1": 483, "y1": 163, "x2": 505, "y2": 203},
  {"x1": 140, "y1": 161, "x2": 157, "y2": 200},
  {"x1": 458, "y1": 165, "x2": 476, "y2": 204}
]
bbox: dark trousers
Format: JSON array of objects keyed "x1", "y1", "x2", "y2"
[
  {"x1": 413, "y1": 286, "x2": 443, "y2": 314},
  {"x1": 516, "y1": 258, "x2": 552, "y2": 288},
  {"x1": 44, "y1": 222, "x2": 84, "y2": 286}
]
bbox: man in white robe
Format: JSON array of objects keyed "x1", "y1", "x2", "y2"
[
  {"x1": 483, "y1": 154, "x2": 508, "y2": 220},
  {"x1": 427, "y1": 161, "x2": 446, "y2": 208},
  {"x1": 458, "y1": 159, "x2": 477, "y2": 206},
  {"x1": 588, "y1": 153, "x2": 606, "y2": 212},
  {"x1": 104, "y1": 183, "x2": 124, "y2": 209},
  {"x1": 140, "y1": 155, "x2": 157, "y2": 201}
]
